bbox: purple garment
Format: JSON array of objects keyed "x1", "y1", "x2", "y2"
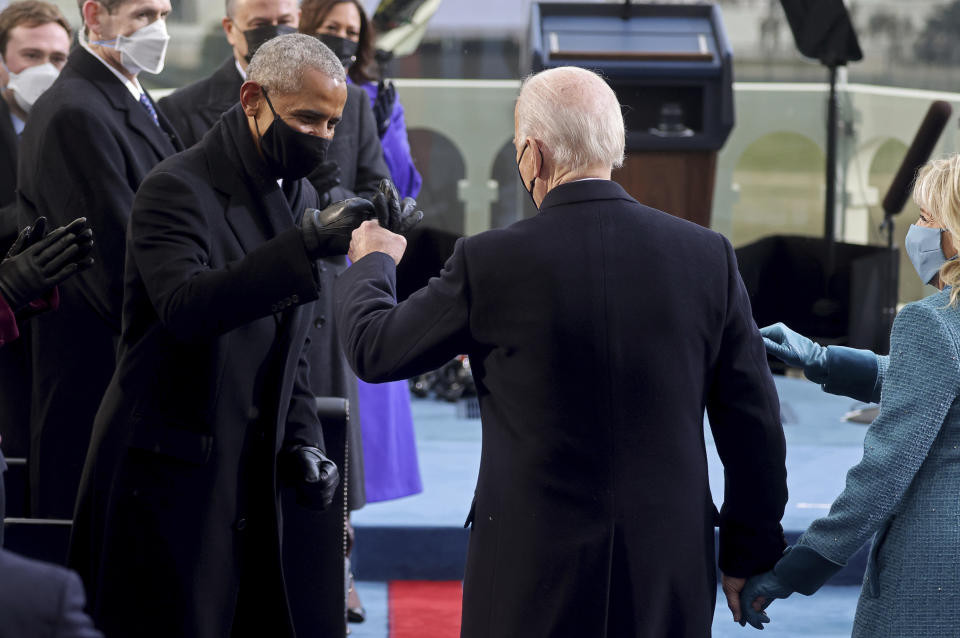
[
  {"x1": 355, "y1": 80, "x2": 423, "y2": 199},
  {"x1": 356, "y1": 379, "x2": 422, "y2": 502},
  {"x1": 347, "y1": 79, "x2": 424, "y2": 501}
]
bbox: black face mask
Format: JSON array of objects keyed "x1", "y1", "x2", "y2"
[
  {"x1": 316, "y1": 33, "x2": 359, "y2": 68},
  {"x1": 256, "y1": 88, "x2": 331, "y2": 180},
  {"x1": 517, "y1": 143, "x2": 540, "y2": 209},
  {"x1": 242, "y1": 24, "x2": 298, "y2": 63}
]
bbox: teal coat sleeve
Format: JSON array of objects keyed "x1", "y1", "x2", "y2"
[
  {"x1": 822, "y1": 346, "x2": 885, "y2": 404},
  {"x1": 799, "y1": 301, "x2": 960, "y2": 567}
]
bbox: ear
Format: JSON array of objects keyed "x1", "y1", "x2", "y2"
[
  {"x1": 240, "y1": 81, "x2": 263, "y2": 117},
  {"x1": 526, "y1": 138, "x2": 544, "y2": 178},
  {"x1": 82, "y1": 0, "x2": 104, "y2": 37},
  {"x1": 222, "y1": 16, "x2": 234, "y2": 40}
]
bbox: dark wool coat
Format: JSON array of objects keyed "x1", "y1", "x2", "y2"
[
  {"x1": 336, "y1": 179, "x2": 788, "y2": 638},
  {"x1": 68, "y1": 104, "x2": 324, "y2": 638},
  {"x1": 17, "y1": 46, "x2": 182, "y2": 517}
]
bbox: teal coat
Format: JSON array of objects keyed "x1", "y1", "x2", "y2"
[{"x1": 808, "y1": 288, "x2": 960, "y2": 637}]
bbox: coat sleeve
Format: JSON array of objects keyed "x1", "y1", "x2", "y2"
[
  {"x1": 705, "y1": 235, "x2": 788, "y2": 578},
  {"x1": 380, "y1": 97, "x2": 422, "y2": 199},
  {"x1": 798, "y1": 301, "x2": 958, "y2": 564},
  {"x1": 24, "y1": 104, "x2": 135, "y2": 333},
  {"x1": 335, "y1": 240, "x2": 474, "y2": 382},
  {"x1": 129, "y1": 170, "x2": 319, "y2": 343},
  {"x1": 822, "y1": 346, "x2": 883, "y2": 404},
  {"x1": 56, "y1": 569, "x2": 104, "y2": 638}
]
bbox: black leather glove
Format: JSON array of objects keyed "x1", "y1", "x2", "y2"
[
  {"x1": 281, "y1": 444, "x2": 340, "y2": 511},
  {"x1": 0, "y1": 217, "x2": 93, "y2": 311},
  {"x1": 300, "y1": 198, "x2": 376, "y2": 259},
  {"x1": 372, "y1": 179, "x2": 423, "y2": 234},
  {"x1": 310, "y1": 160, "x2": 342, "y2": 208},
  {"x1": 372, "y1": 79, "x2": 397, "y2": 138}
]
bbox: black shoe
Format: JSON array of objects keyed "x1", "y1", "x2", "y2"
[{"x1": 347, "y1": 572, "x2": 365, "y2": 624}]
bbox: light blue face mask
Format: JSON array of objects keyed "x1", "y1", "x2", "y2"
[{"x1": 905, "y1": 224, "x2": 957, "y2": 285}]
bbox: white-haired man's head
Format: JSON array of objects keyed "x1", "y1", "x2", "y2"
[{"x1": 516, "y1": 66, "x2": 625, "y2": 174}]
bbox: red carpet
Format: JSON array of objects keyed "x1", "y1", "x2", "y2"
[{"x1": 388, "y1": 581, "x2": 463, "y2": 638}]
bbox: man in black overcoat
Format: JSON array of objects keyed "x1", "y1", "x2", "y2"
[
  {"x1": 16, "y1": 0, "x2": 182, "y2": 518},
  {"x1": 0, "y1": 0, "x2": 72, "y2": 462},
  {"x1": 335, "y1": 67, "x2": 789, "y2": 637},
  {"x1": 67, "y1": 34, "x2": 378, "y2": 638}
]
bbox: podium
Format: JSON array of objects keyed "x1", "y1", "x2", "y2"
[{"x1": 529, "y1": 2, "x2": 734, "y2": 227}]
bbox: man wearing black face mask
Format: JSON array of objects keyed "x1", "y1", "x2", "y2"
[
  {"x1": 67, "y1": 34, "x2": 402, "y2": 638},
  {"x1": 158, "y1": 0, "x2": 389, "y2": 204}
]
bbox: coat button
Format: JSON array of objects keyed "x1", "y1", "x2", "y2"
[
  {"x1": 234, "y1": 518, "x2": 247, "y2": 531},
  {"x1": 315, "y1": 316, "x2": 326, "y2": 329},
  {"x1": 271, "y1": 304, "x2": 279, "y2": 312},
  {"x1": 291, "y1": 294, "x2": 299, "y2": 303}
]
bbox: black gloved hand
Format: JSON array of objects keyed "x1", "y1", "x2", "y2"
[
  {"x1": 281, "y1": 444, "x2": 340, "y2": 511},
  {"x1": 0, "y1": 217, "x2": 93, "y2": 311},
  {"x1": 310, "y1": 160, "x2": 342, "y2": 208},
  {"x1": 300, "y1": 198, "x2": 376, "y2": 259},
  {"x1": 372, "y1": 178, "x2": 423, "y2": 235},
  {"x1": 372, "y1": 79, "x2": 397, "y2": 138},
  {"x1": 6, "y1": 216, "x2": 47, "y2": 258}
]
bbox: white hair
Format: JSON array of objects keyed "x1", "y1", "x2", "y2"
[
  {"x1": 247, "y1": 33, "x2": 346, "y2": 95},
  {"x1": 516, "y1": 66, "x2": 625, "y2": 172}
]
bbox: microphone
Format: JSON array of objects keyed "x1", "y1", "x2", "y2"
[{"x1": 882, "y1": 100, "x2": 953, "y2": 217}]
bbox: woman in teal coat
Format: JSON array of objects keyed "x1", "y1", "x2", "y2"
[{"x1": 742, "y1": 154, "x2": 960, "y2": 636}]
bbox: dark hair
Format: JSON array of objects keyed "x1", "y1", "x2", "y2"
[
  {"x1": 0, "y1": 1, "x2": 71, "y2": 58},
  {"x1": 299, "y1": 0, "x2": 377, "y2": 84}
]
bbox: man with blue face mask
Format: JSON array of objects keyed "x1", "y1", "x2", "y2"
[{"x1": 16, "y1": 0, "x2": 183, "y2": 519}]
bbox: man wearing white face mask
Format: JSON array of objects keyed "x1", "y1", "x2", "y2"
[
  {"x1": 0, "y1": 0, "x2": 70, "y2": 248},
  {"x1": 16, "y1": 0, "x2": 182, "y2": 519},
  {"x1": 0, "y1": 0, "x2": 70, "y2": 501}
]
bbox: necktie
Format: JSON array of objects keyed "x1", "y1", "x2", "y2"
[{"x1": 138, "y1": 92, "x2": 160, "y2": 128}]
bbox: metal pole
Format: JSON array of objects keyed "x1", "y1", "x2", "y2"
[{"x1": 825, "y1": 64, "x2": 839, "y2": 274}]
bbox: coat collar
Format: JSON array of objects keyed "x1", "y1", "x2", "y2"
[
  {"x1": 199, "y1": 56, "x2": 245, "y2": 119},
  {"x1": 64, "y1": 47, "x2": 182, "y2": 157},
  {"x1": 204, "y1": 103, "x2": 299, "y2": 255},
  {"x1": 537, "y1": 179, "x2": 636, "y2": 213}
]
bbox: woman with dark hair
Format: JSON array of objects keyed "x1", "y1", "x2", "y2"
[{"x1": 301, "y1": 0, "x2": 422, "y2": 199}]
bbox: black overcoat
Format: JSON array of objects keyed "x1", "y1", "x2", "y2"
[
  {"x1": 16, "y1": 46, "x2": 182, "y2": 517},
  {"x1": 68, "y1": 104, "x2": 324, "y2": 638},
  {"x1": 335, "y1": 180, "x2": 789, "y2": 638},
  {"x1": 0, "y1": 96, "x2": 28, "y2": 459}
]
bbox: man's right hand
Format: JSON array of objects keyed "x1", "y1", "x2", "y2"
[
  {"x1": 760, "y1": 323, "x2": 829, "y2": 384},
  {"x1": 0, "y1": 217, "x2": 94, "y2": 311},
  {"x1": 300, "y1": 198, "x2": 376, "y2": 259},
  {"x1": 348, "y1": 220, "x2": 407, "y2": 265}
]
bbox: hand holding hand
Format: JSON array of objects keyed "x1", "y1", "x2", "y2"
[
  {"x1": 282, "y1": 444, "x2": 340, "y2": 511},
  {"x1": 300, "y1": 198, "x2": 376, "y2": 259},
  {"x1": 0, "y1": 217, "x2": 94, "y2": 310},
  {"x1": 759, "y1": 322, "x2": 828, "y2": 384},
  {"x1": 348, "y1": 220, "x2": 407, "y2": 265},
  {"x1": 372, "y1": 179, "x2": 423, "y2": 235},
  {"x1": 720, "y1": 573, "x2": 746, "y2": 624},
  {"x1": 738, "y1": 570, "x2": 794, "y2": 630}
]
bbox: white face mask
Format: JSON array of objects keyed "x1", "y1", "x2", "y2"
[
  {"x1": 5, "y1": 62, "x2": 59, "y2": 112},
  {"x1": 92, "y1": 17, "x2": 170, "y2": 76}
]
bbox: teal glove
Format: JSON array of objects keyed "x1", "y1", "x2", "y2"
[
  {"x1": 739, "y1": 570, "x2": 792, "y2": 630},
  {"x1": 739, "y1": 544, "x2": 844, "y2": 630},
  {"x1": 760, "y1": 323, "x2": 828, "y2": 384}
]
